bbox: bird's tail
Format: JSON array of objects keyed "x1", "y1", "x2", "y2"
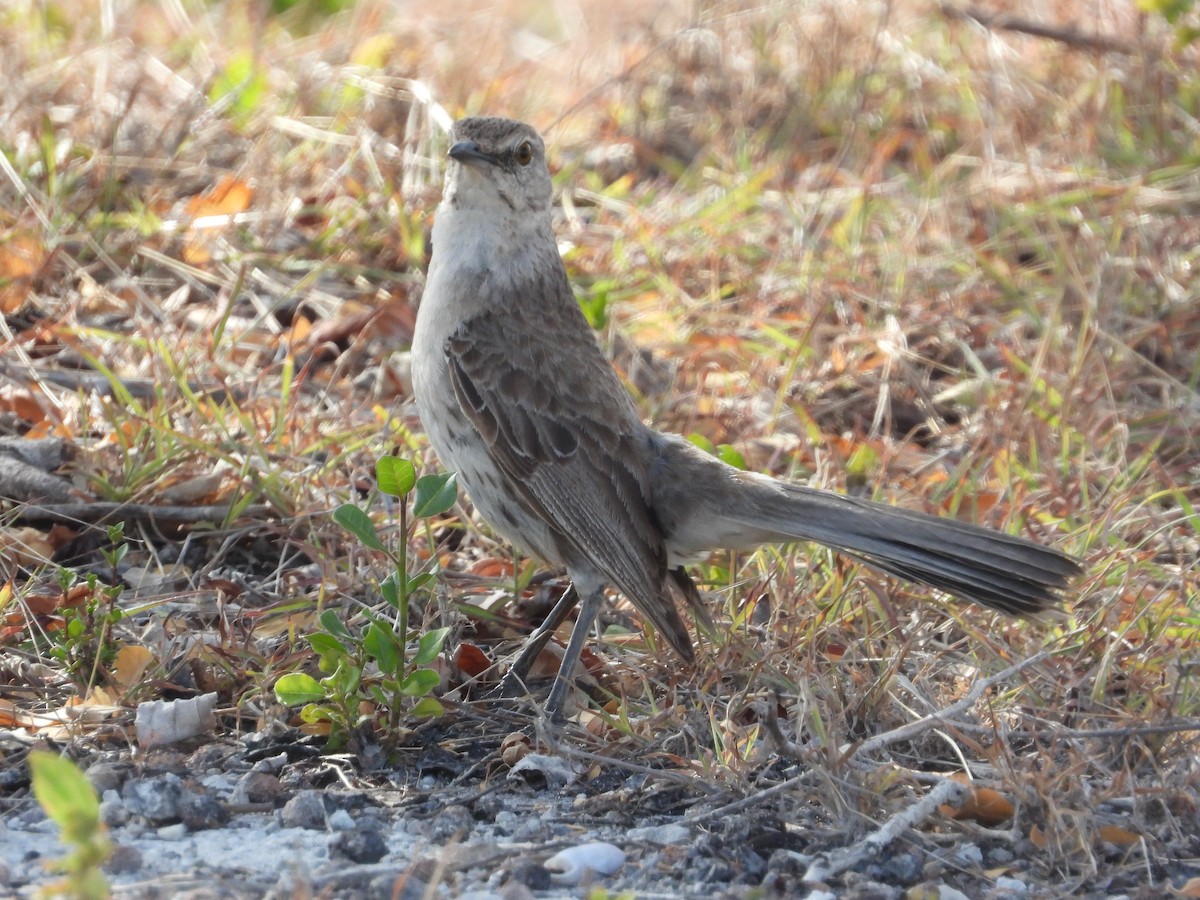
[{"x1": 715, "y1": 476, "x2": 1081, "y2": 616}]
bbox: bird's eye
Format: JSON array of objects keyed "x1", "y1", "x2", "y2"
[{"x1": 514, "y1": 141, "x2": 534, "y2": 166}]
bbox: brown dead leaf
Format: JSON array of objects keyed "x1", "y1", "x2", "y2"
[
  {"x1": 111, "y1": 645, "x2": 156, "y2": 693},
  {"x1": 156, "y1": 471, "x2": 227, "y2": 505},
  {"x1": 0, "y1": 527, "x2": 55, "y2": 566},
  {"x1": 0, "y1": 384, "x2": 49, "y2": 425},
  {"x1": 940, "y1": 773, "x2": 1015, "y2": 825},
  {"x1": 0, "y1": 232, "x2": 45, "y2": 314}
]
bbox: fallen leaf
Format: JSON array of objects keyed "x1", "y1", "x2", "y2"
[
  {"x1": 940, "y1": 774, "x2": 1015, "y2": 825},
  {"x1": 0, "y1": 385, "x2": 49, "y2": 424},
  {"x1": 182, "y1": 176, "x2": 254, "y2": 264},
  {"x1": 0, "y1": 232, "x2": 45, "y2": 314},
  {"x1": 1096, "y1": 823, "x2": 1141, "y2": 846},
  {"x1": 185, "y1": 175, "x2": 254, "y2": 220},
  {"x1": 467, "y1": 557, "x2": 515, "y2": 577},
  {"x1": 111, "y1": 645, "x2": 156, "y2": 693},
  {"x1": 0, "y1": 527, "x2": 55, "y2": 566},
  {"x1": 455, "y1": 642, "x2": 492, "y2": 678}
]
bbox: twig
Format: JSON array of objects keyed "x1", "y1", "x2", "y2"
[
  {"x1": 940, "y1": 3, "x2": 1137, "y2": 55},
  {"x1": 803, "y1": 778, "x2": 969, "y2": 884},
  {"x1": 8, "y1": 501, "x2": 273, "y2": 528},
  {"x1": 839, "y1": 651, "x2": 1052, "y2": 764}
]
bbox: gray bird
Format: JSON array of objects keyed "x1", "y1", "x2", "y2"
[{"x1": 411, "y1": 116, "x2": 1082, "y2": 720}]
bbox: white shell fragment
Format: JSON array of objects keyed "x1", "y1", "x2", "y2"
[
  {"x1": 507, "y1": 753, "x2": 581, "y2": 789},
  {"x1": 544, "y1": 841, "x2": 626, "y2": 885},
  {"x1": 134, "y1": 692, "x2": 217, "y2": 748}
]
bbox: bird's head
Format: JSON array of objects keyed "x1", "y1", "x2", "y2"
[{"x1": 443, "y1": 117, "x2": 552, "y2": 216}]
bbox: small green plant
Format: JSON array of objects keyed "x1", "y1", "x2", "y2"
[
  {"x1": 44, "y1": 523, "x2": 127, "y2": 685},
  {"x1": 28, "y1": 750, "x2": 111, "y2": 900},
  {"x1": 275, "y1": 457, "x2": 458, "y2": 748}
]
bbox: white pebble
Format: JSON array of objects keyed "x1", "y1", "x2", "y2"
[{"x1": 544, "y1": 841, "x2": 626, "y2": 884}]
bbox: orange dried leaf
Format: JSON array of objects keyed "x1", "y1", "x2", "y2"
[
  {"x1": 111, "y1": 645, "x2": 156, "y2": 692},
  {"x1": 468, "y1": 557, "x2": 515, "y2": 578},
  {"x1": 455, "y1": 642, "x2": 492, "y2": 678},
  {"x1": 287, "y1": 315, "x2": 313, "y2": 344},
  {"x1": 1096, "y1": 823, "x2": 1141, "y2": 846},
  {"x1": 0, "y1": 232, "x2": 45, "y2": 314},
  {"x1": 940, "y1": 776, "x2": 1015, "y2": 825},
  {"x1": 185, "y1": 176, "x2": 254, "y2": 219},
  {"x1": 0, "y1": 385, "x2": 49, "y2": 424}
]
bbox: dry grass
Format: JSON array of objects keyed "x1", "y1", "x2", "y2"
[{"x1": 2, "y1": 0, "x2": 1198, "y2": 893}]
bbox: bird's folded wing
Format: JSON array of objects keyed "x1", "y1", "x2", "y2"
[{"x1": 443, "y1": 297, "x2": 693, "y2": 654}]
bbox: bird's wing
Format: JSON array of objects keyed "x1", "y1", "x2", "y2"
[{"x1": 442, "y1": 272, "x2": 693, "y2": 658}]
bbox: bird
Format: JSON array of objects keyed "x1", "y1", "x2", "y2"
[{"x1": 410, "y1": 115, "x2": 1082, "y2": 720}]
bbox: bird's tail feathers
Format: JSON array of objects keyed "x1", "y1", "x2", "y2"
[{"x1": 720, "y1": 479, "x2": 1080, "y2": 617}]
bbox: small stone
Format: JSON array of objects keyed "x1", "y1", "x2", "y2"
[
  {"x1": 105, "y1": 843, "x2": 143, "y2": 874},
  {"x1": 232, "y1": 771, "x2": 282, "y2": 804},
  {"x1": 995, "y1": 876, "x2": 1028, "y2": 893},
  {"x1": 179, "y1": 792, "x2": 228, "y2": 831},
  {"x1": 100, "y1": 791, "x2": 129, "y2": 827},
  {"x1": 332, "y1": 828, "x2": 388, "y2": 864},
  {"x1": 85, "y1": 761, "x2": 129, "y2": 794},
  {"x1": 122, "y1": 774, "x2": 183, "y2": 823},
  {"x1": 987, "y1": 847, "x2": 1015, "y2": 866},
  {"x1": 507, "y1": 860, "x2": 552, "y2": 891},
  {"x1": 280, "y1": 791, "x2": 327, "y2": 829},
  {"x1": 426, "y1": 804, "x2": 475, "y2": 842}
]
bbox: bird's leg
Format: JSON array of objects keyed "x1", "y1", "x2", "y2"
[
  {"x1": 542, "y1": 585, "x2": 606, "y2": 723},
  {"x1": 495, "y1": 583, "x2": 580, "y2": 698}
]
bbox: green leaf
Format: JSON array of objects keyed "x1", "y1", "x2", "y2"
[
  {"x1": 376, "y1": 456, "x2": 417, "y2": 497},
  {"x1": 325, "y1": 663, "x2": 363, "y2": 695},
  {"x1": 308, "y1": 631, "x2": 349, "y2": 659},
  {"x1": 413, "y1": 473, "x2": 458, "y2": 518},
  {"x1": 687, "y1": 432, "x2": 716, "y2": 455},
  {"x1": 363, "y1": 622, "x2": 399, "y2": 675},
  {"x1": 299, "y1": 703, "x2": 334, "y2": 724},
  {"x1": 274, "y1": 672, "x2": 326, "y2": 705},
  {"x1": 208, "y1": 51, "x2": 267, "y2": 127},
  {"x1": 409, "y1": 696, "x2": 445, "y2": 718},
  {"x1": 405, "y1": 572, "x2": 434, "y2": 593},
  {"x1": 845, "y1": 442, "x2": 879, "y2": 479},
  {"x1": 381, "y1": 571, "x2": 401, "y2": 609},
  {"x1": 717, "y1": 444, "x2": 747, "y2": 470},
  {"x1": 399, "y1": 667, "x2": 441, "y2": 697},
  {"x1": 29, "y1": 751, "x2": 101, "y2": 842},
  {"x1": 413, "y1": 627, "x2": 451, "y2": 666},
  {"x1": 333, "y1": 503, "x2": 387, "y2": 551},
  {"x1": 318, "y1": 609, "x2": 353, "y2": 642},
  {"x1": 576, "y1": 280, "x2": 611, "y2": 330}
]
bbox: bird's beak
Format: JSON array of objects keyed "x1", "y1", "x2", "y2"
[{"x1": 448, "y1": 140, "x2": 497, "y2": 168}]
